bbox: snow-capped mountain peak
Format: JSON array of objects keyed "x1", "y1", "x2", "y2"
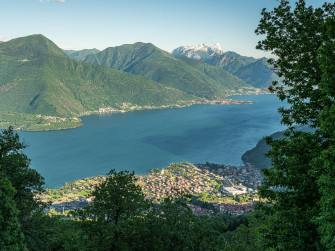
[
  {"x1": 171, "y1": 43, "x2": 276, "y2": 89},
  {"x1": 174, "y1": 43, "x2": 222, "y2": 53},
  {"x1": 172, "y1": 43, "x2": 223, "y2": 60},
  {"x1": 212, "y1": 43, "x2": 222, "y2": 52}
]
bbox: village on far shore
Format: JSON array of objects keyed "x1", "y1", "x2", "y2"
[{"x1": 38, "y1": 162, "x2": 263, "y2": 216}]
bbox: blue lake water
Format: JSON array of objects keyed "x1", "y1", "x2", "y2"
[{"x1": 19, "y1": 94, "x2": 288, "y2": 188}]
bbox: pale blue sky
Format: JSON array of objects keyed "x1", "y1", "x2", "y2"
[{"x1": 0, "y1": 0, "x2": 330, "y2": 58}]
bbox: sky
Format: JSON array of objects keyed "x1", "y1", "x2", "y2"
[{"x1": 0, "y1": 0, "x2": 330, "y2": 58}]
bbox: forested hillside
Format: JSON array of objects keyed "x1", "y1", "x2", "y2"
[
  {"x1": 242, "y1": 125, "x2": 313, "y2": 170},
  {"x1": 64, "y1": 48, "x2": 100, "y2": 61},
  {"x1": 172, "y1": 45, "x2": 279, "y2": 89},
  {"x1": 0, "y1": 35, "x2": 199, "y2": 130},
  {"x1": 83, "y1": 42, "x2": 259, "y2": 100}
]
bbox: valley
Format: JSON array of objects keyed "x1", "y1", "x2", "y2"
[
  {"x1": 2, "y1": 0, "x2": 329, "y2": 249},
  {"x1": 19, "y1": 94, "x2": 287, "y2": 189},
  {"x1": 1, "y1": 33, "x2": 282, "y2": 222},
  {"x1": 0, "y1": 35, "x2": 271, "y2": 131}
]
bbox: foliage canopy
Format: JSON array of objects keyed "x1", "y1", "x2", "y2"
[
  {"x1": 255, "y1": 0, "x2": 335, "y2": 249},
  {"x1": 0, "y1": 127, "x2": 44, "y2": 221}
]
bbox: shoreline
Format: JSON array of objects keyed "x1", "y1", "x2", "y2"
[
  {"x1": 5, "y1": 96, "x2": 259, "y2": 132},
  {"x1": 25, "y1": 92, "x2": 281, "y2": 190},
  {"x1": 41, "y1": 162, "x2": 261, "y2": 211}
]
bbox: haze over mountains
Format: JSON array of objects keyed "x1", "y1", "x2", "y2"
[
  {"x1": 0, "y1": 34, "x2": 270, "y2": 131},
  {"x1": 172, "y1": 44, "x2": 279, "y2": 89}
]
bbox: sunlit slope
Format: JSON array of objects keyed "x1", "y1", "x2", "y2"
[
  {"x1": 174, "y1": 55, "x2": 257, "y2": 96},
  {"x1": 83, "y1": 42, "x2": 258, "y2": 100},
  {"x1": 0, "y1": 35, "x2": 198, "y2": 118}
]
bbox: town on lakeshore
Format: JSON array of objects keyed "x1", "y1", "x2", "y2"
[{"x1": 39, "y1": 162, "x2": 262, "y2": 216}]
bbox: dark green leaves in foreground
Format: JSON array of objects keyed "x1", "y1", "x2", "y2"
[
  {"x1": 0, "y1": 126, "x2": 260, "y2": 250},
  {"x1": 0, "y1": 174, "x2": 26, "y2": 250},
  {"x1": 0, "y1": 127, "x2": 44, "y2": 220},
  {"x1": 255, "y1": 0, "x2": 335, "y2": 250},
  {"x1": 0, "y1": 127, "x2": 44, "y2": 250},
  {"x1": 74, "y1": 169, "x2": 149, "y2": 250},
  {"x1": 72, "y1": 169, "x2": 232, "y2": 250}
]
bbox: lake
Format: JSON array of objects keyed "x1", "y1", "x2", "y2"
[{"x1": 19, "y1": 94, "x2": 288, "y2": 188}]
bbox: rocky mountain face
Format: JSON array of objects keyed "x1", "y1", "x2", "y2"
[{"x1": 172, "y1": 44, "x2": 279, "y2": 89}]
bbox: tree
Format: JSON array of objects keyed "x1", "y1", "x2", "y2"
[
  {"x1": 22, "y1": 212, "x2": 85, "y2": 251},
  {"x1": 0, "y1": 127, "x2": 46, "y2": 250},
  {"x1": 255, "y1": 0, "x2": 335, "y2": 250},
  {"x1": 256, "y1": 0, "x2": 335, "y2": 128},
  {"x1": 0, "y1": 173, "x2": 26, "y2": 250},
  {"x1": 0, "y1": 126, "x2": 45, "y2": 221},
  {"x1": 125, "y1": 194, "x2": 227, "y2": 250},
  {"x1": 313, "y1": 17, "x2": 335, "y2": 250},
  {"x1": 223, "y1": 219, "x2": 262, "y2": 251},
  {"x1": 151, "y1": 168, "x2": 160, "y2": 174},
  {"x1": 75, "y1": 169, "x2": 149, "y2": 250}
]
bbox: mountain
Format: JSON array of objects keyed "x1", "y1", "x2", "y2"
[
  {"x1": 82, "y1": 42, "x2": 259, "y2": 100},
  {"x1": 241, "y1": 126, "x2": 313, "y2": 169},
  {"x1": 241, "y1": 130, "x2": 283, "y2": 170},
  {"x1": 172, "y1": 44, "x2": 256, "y2": 73},
  {"x1": 0, "y1": 35, "x2": 198, "y2": 130},
  {"x1": 172, "y1": 44, "x2": 278, "y2": 89},
  {"x1": 173, "y1": 55, "x2": 258, "y2": 96},
  {"x1": 235, "y1": 58, "x2": 281, "y2": 89},
  {"x1": 65, "y1": 48, "x2": 100, "y2": 61}
]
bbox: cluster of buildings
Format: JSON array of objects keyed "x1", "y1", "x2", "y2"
[
  {"x1": 188, "y1": 204, "x2": 213, "y2": 216},
  {"x1": 196, "y1": 162, "x2": 262, "y2": 189},
  {"x1": 42, "y1": 162, "x2": 262, "y2": 216},
  {"x1": 49, "y1": 198, "x2": 91, "y2": 213},
  {"x1": 213, "y1": 202, "x2": 254, "y2": 215},
  {"x1": 138, "y1": 162, "x2": 262, "y2": 200},
  {"x1": 137, "y1": 163, "x2": 220, "y2": 200}
]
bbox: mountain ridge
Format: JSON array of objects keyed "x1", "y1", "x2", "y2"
[
  {"x1": 64, "y1": 48, "x2": 100, "y2": 61},
  {"x1": 82, "y1": 42, "x2": 260, "y2": 100},
  {"x1": 172, "y1": 44, "x2": 279, "y2": 89},
  {"x1": 0, "y1": 35, "x2": 200, "y2": 130}
]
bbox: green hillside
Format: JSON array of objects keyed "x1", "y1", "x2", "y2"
[
  {"x1": 172, "y1": 46, "x2": 279, "y2": 89},
  {"x1": 83, "y1": 42, "x2": 258, "y2": 100},
  {"x1": 208, "y1": 51, "x2": 257, "y2": 74},
  {"x1": 208, "y1": 55, "x2": 279, "y2": 89},
  {"x1": 241, "y1": 130, "x2": 283, "y2": 170},
  {"x1": 0, "y1": 35, "x2": 199, "y2": 130},
  {"x1": 175, "y1": 55, "x2": 258, "y2": 96},
  {"x1": 235, "y1": 58, "x2": 280, "y2": 89},
  {"x1": 65, "y1": 48, "x2": 100, "y2": 61},
  {"x1": 241, "y1": 126, "x2": 313, "y2": 169}
]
